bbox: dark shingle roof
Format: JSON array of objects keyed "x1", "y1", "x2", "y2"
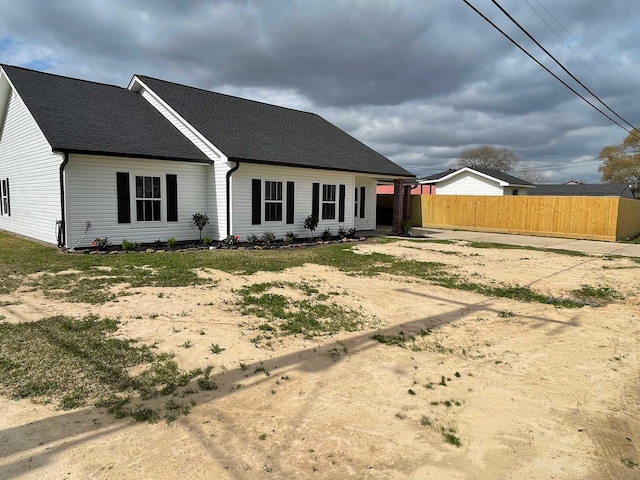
[
  {"x1": 528, "y1": 183, "x2": 634, "y2": 197},
  {"x1": 135, "y1": 75, "x2": 414, "y2": 177},
  {"x1": 2, "y1": 65, "x2": 209, "y2": 162},
  {"x1": 419, "y1": 167, "x2": 533, "y2": 186}
]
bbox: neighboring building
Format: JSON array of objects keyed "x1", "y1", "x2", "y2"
[
  {"x1": 418, "y1": 167, "x2": 534, "y2": 196},
  {"x1": 0, "y1": 65, "x2": 414, "y2": 248},
  {"x1": 528, "y1": 183, "x2": 635, "y2": 199},
  {"x1": 376, "y1": 184, "x2": 434, "y2": 195}
]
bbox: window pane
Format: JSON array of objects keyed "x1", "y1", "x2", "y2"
[
  {"x1": 153, "y1": 177, "x2": 160, "y2": 198},
  {"x1": 152, "y1": 200, "x2": 161, "y2": 221},
  {"x1": 265, "y1": 181, "x2": 271, "y2": 200},
  {"x1": 322, "y1": 203, "x2": 335, "y2": 219},
  {"x1": 136, "y1": 200, "x2": 144, "y2": 221},
  {"x1": 323, "y1": 184, "x2": 336, "y2": 201},
  {"x1": 276, "y1": 182, "x2": 282, "y2": 200},
  {"x1": 144, "y1": 177, "x2": 152, "y2": 198},
  {"x1": 265, "y1": 202, "x2": 282, "y2": 221},
  {"x1": 136, "y1": 176, "x2": 143, "y2": 198}
]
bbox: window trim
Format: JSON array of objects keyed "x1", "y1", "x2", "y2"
[
  {"x1": 322, "y1": 184, "x2": 337, "y2": 220},
  {"x1": 134, "y1": 174, "x2": 163, "y2": 223},
  {"x1": 264, "y1": 180, "x2": 283, "y2": 222},
  {"x1": 1, "y1": 178, "x2": 9, "y2": 217}
]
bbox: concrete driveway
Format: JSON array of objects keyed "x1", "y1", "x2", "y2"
[{"x1": 380, "y1": 226, "x2": 640, "y2": 258}]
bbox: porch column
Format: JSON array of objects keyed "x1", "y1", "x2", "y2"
[
  {"x1": 403, "y1": 184, "x2": 411, "y2": 225},
  {"x1": 391, "y1": 179, "x2": 405, "y2": 234}
]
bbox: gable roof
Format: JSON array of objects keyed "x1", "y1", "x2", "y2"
[
  {"x1": 418, "y1": 167, "x2": 534, "y2": 186},
  {"x1": 1, "y1": 65, "x2": 210, "y2": 162},
  {"x1": 133, "y1": 75, "x2": 414, "y2": 177},
  {"x1": 528, "y1": 183, "x2": 634, "y2": 197}
]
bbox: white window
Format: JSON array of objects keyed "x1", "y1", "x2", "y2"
[
  {"x1": 264, "y1": 181, "x2": 283, "y2": 222},
  {"x1": 1, "y1": 178, "x2": 9, "y2": 217},
  {"x1": 135, "y1": 175, "x2": 161, "y2": 222},
  {"x1": 322, "y1": 184, "x2": 336, "y2": 219}
]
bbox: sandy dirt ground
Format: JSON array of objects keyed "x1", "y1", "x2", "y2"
[{"x1": 1, "y1": 239, "x2": 640, "y2": 479}]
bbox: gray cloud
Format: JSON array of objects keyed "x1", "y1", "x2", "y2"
[{"x1": 1, "y1": 0, "x2": 639, "y2": 182}]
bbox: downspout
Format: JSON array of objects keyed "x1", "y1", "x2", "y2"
[
  {"x1": 225, "y1": 160, "x2": 240, "y2": 237},
  {"x1": 57, "y1": 152, "x2": 69, "y2": 248}
]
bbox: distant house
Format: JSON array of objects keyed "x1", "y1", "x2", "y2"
[
  {"x1": 528, "y1": 183, "x2": 635, "y2": 199},
  {"x1": 0, "y1": 65, "x2": 414, "y2": 248},
  {"x1": 376, "y1": 184, "x2": 434, "y2": 195},
  {"x1": 418, "y1": 167, "x2": 534, "y2": 196}
]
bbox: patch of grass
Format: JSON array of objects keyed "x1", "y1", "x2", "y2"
[
  {"x1": 571, "y1": 285, "x2": 622, "y2": 306},
  {"x1": 179, "y1": 340, "x2": 193, "y2": 348},
  {"x1": 0, "y1": 315, "x2": 153, "y2": 407},
  {"x1": 621, "y1": 457, "x2": 640, "y2": 469},
  {"x1": 209, "y1": 343, "x2": 225, "y2": 354},
  {"x1": 467, "y1": 241, "x2": 588, "y2": 257},
  {"x1": 441, "y1": 427, "x2": 462, "y2": 447},
  {"x1": 235, "y1": 281, "x2": 368, "y2": 337},
  {"x1": 498, "y1": 310, "x2": 514, "y2": 318},
  {"x1": 0, "y1": 300, "x2": 22, "y2": 307},
  {"x1": 420, "y1": 415, "x2": 432, "y2": 426},
  {"x1": 371, "y1": 332, "x2": 412, "y2": 347}
]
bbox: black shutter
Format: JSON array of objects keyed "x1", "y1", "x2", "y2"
[
  {"x1": 0, "y1": 179, "x2": 4, "y2": 215},
  {"x1": 338, "y1": 184, "x2": 345, "y2": 222},
  {"x1": 312, "y1": 182, "x2": 320, "y2": 219},
  {"x1": 359, "y1": 186, "x2": 366, "y2": 218},
  {"x1": 166, "y1": 174, "x2": 178, "y2": 222},
  {"x1": 252, "y1": 179, "x2": 261, "y2": 225},
  {"x1": 286, "y1": 181, "x2": 295, "y2": 224},
  {"x1": 116, "y1": 172, "x2": 130, "y2": 224},
  {"x1": 5, "y1": 179, "x2": 9, "y2": 216}
]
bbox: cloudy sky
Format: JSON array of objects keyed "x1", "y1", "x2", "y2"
[{"x1": 1, "y1": 0, "x2": 639, "y2": 182}]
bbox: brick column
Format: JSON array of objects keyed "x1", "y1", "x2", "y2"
[
  {"x1": 403, "y1": 184, "x2": 411, "y2": 225},
  {"x1": 391, "y1": 179, "x2": 405, "y2": 234}
]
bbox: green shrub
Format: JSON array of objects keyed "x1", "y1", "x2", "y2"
[{"x1": 166, "y1": 238, "x2": 177, "y2": 249}]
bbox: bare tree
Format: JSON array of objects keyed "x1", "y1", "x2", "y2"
[
  {"x1": 517, "y1": 169, "x2": 549, "y2": 184},
  {"x1": 457, "y1": 145, "x2": 519, "y2": 171}
]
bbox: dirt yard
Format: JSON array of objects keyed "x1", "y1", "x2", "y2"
[{"x1": 1, "y1": 239, "x2": 640, "y2": 479}]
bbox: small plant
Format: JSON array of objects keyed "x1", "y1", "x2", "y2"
[
  {"x1": 338, "y1": 226, "x2": 357, "y2": 239},
  {"x1": 222, "y1": 235, "x2": 240, "y2": 246},
  {"x1": 439, "y1": 375, "x2": 447, "y2": 386},
  {"x1": 400, "y1": 219, "x2": 413, "y2": 235},
  {"x1": 209, "y1": 343, "x2": 225, "y2": 354},
  {"x1": 621, "y1": 457, "x2": 640, "y2": 469},
  {"x1": 258, "y1": 433, "x2": 267, "y2": 441},
  {"x1": 284, "y1": 231, "x2": 298, "y2": 244},
  {"x1": 179, "y1": 340, "x2": 193, "y2": 349},
  {"x1": 202, "y1": 237, "x2": 211, "y2": 246},
  {"x1": 121, "y1": 239, "x2": 137, "y2": 251},
  {"x1": 441, "y1": 427, "x2": 461, "y2": 447},
  {"x1": 420, "y1": 415, "x2": 432, "y2": 426},
  {"x1": 408, "y1": 388, "x2": 416, "y2": 396},
  {"x1": 498, "y1": 310, "x2": 514, "y2": 318},
  {"x1": 91, "y1": 237, "x2": 111, "y2": 250},
  {"x1": 304, "y1": 215, "x2": 319, "y2": 238},
  {"x1": 197, "y1": 377, "x2": 218, "y2": 391},
  {"x1": 166, "y1": 237, "x2": 177, "y2": 249},
  {"x1": 261, "y1": 231, "x2": 276, "y2": 244},
  {"x1": 190, "y1": 213, "x2": 210, "y2": 242},
  {"x1": 320, "y1": 228, "x2": 332, "y2": 241},
  {"x1": 247, "y1": 233, "x2": 258, "y2": 244}
]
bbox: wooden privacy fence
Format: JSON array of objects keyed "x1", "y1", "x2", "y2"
[{"x1": 417, "y1": 195, "x2": 640, "y2": 242}]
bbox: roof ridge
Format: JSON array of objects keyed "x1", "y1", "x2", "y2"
[
  {"x1": 134, "y1": 74, "x2": 318, "y2": 117},
  {"x1": 2, "y1": 63, "x2": 125, "y2": 90}
]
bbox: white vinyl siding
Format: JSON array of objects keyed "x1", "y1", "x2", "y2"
[
  {"x1": 437, "y1": 172, "x2": 504, "y2": 196},
  {"x1": 65, "y1": 155, "x2": 213, "y2": 247},
  {"x1": 354, "y1": 177, "x2": 377, "y2": 230},
  {"x1": 0, "y1": 85, "x2": 64, "y2": 245},
  {"x1": 232, "y1": 164, "x2": 373, "y2": 241}
]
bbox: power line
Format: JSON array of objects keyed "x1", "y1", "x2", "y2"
[
  {"x1": 490, "y1": 0, "x2": 637, "y2": 133},
  {"x1": 523, "y1": 0, "x2": 607, "y2": 85},
  {"x1": 460, "y1": 0, "x2": 640, "y2": 141}
]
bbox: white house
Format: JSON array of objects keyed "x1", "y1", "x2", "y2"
[
  {"x1": 418, "y1": 167, "x2": 534, "y2": 196},
  {"x1": 0, "y1": 65, "x2": 414, "y2": 248}
]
